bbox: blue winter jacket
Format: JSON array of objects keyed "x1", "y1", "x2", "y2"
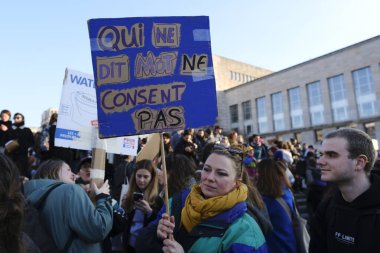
[
  {"x1": 24, "y1": 179, "x2": 113, "y2": 253},
  {"x1": 262, "y1": 187, "x2": 298, "y2": 253}
]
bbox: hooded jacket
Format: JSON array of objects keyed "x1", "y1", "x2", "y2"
[
  {"x1": 309, "y1": 174, "x2": 380, "y2": 253},
  {"x1": 24, "y1": 179, "x2": 113, "y2": 253}
]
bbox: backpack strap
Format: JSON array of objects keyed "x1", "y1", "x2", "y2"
[
  {"x1": 34, "y1": 182, "x2": 65, "y2": 209},
  {"x1": 276, "y1": 197, "x2": 293, "y2": 221},
  {"x1": 246, "y1": 202, "x2": 273, "y2": 235}
]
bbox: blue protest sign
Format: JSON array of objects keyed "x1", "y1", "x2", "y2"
[{"x1": 88, "y1": 16, "x2": 217, "y2": 138}]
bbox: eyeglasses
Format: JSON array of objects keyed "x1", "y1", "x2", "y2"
[
  {"x1": 14, "y1": 116, "x2": 22, "y2": 120},
  {"x1": 212, "y1": 144, "x2": 244, "y2": 175},
  {"x1": 212, "y1": 144, "x2": 244, "y2": 158}
]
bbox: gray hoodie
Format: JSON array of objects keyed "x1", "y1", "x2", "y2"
[{"x1": 24, "y1": 179, "x2": 113, "y2": 253}]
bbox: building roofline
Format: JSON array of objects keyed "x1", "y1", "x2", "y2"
[
  {"x1": 212, "y1": 54, "x2": 273, "y2": 72},
  {"x1": 225, "y1": 34, "x2": 380, "y2": 92}
]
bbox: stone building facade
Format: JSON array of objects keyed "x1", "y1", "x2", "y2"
[
  {"x1": 217, "y1": 35, "x2": 380, "y2": 147},
  {"x1": 212, "y1": 55, "x2": 273, "y2": 126}
]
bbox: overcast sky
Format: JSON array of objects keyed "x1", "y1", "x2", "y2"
[{"x1": 1, "y1": 0, "x2": 379, "y2": 127}]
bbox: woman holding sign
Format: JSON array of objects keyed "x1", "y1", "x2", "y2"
[
  {"x1": 120, "y1": 159, "x2": 163, "y2": 253},
  {"x1": 136, "y1": 145, "x2": 268, "y2": 253}
]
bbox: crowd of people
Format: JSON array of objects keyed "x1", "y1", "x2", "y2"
[{"x1": 1, "y1": 108, "x2": 380, "y2": 253}]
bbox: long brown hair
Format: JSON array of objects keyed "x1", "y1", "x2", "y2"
[
  {"x1": 0, "y1": 153, "x2": 25, "y2": 253},
  {"x1": 122, "y1": 159, "x2": 159, "y2": 213},
  {"x1": 256, "y1": 159, "x2": 292, "y2": 198}
]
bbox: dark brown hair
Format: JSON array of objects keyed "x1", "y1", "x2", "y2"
[
  {"x1": 256, "y1": 159, "x2": 292, "y2": 198},
  {"x1": 325, "y1": 128, "x2": 376, "y2": 173},
  {"x1": 0, "y1": 153, "x2": 25, "y2": 253},
  {"x1": 166, "y1": 154, "x2": 196, "y2": 197}
]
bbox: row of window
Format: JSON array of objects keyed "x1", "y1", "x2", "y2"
[
  {"x1": 230, "y1": 66, "x2": 378, "y2": 134},
  {"x1": 230, "y1": 71, "x2": 255, "y2": 83}
]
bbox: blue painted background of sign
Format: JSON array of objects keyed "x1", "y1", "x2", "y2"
[{"x1": 88, "y1": 16, "x2": 217, "y2": 138}]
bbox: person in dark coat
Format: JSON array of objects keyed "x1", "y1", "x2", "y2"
[
  {"x1": 0, "y1": 109, "x2": 13, "y2": 151},
  {"x1": 174, "y1": 129, "x2": 198, "y2": 164},
  {"x1": 309, "y1": 128, "x2": 380, "y2": 252},
  {"x1": 6, "y1": 113, "x2": 35, "y2": 177}
]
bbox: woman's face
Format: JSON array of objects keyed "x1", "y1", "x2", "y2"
[
  {"x1": 201, "y1": 153, "x2": 237, "y2": 198},
  {"x1": 1, "y1": 113, "x2": 10, "y2": 122},
  {"x1": 135, "y1": 168, "x2": 152, "y2": 191},
  {"x1": 163, "y1": 136, "x2": 170, "y2": 144},
  {"x1": 59, "y1": 163, "x2": 75, "y2": 184}
]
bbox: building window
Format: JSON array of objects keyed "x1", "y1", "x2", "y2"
[
  {"x1": 256, "y1": 97, "x2": 268, "y2": 133},
  {"x1": 360, "y1": 102, "x2": 376, "y2": 117},
  {"x1": 328, "y1": 74, "x2": 346, "y2": 101},
  {"x1": 273, "y1": 118, "x2": 285, "y2": 131},
  {"x1": 311, "y1": 111, "x2": 324, "y2": 125},
  {"x1": 353, "y1": 67, "x2": 373, "y2": 96},
  {"x1": 288, "y1": 87, "x2": 303, "y2": 128},
  {"x1": 272, "y1": 92, "x2": 283, "y2": 114},
  {"x1": 328, "y1": 74, "x2": 348, "y2": 122},
  {"x1": 271, "y1": 92, "x2": 285, "y2": 131},
  {"x1": 307, "y1": 81, "x2": 323, "y2": 106},
  {"x1": 230, "y1": 104, "x2": 238, "y2": 123},
  {"x1": 291, "y1": 115, "x2": 303, "y2": 128},
  {"x1": 307, "y1": 81, "x2": 324, "y2": 125},
  {"x1": 257, "y1": 97, "x2": 266, "y2": 118},
  {"x1": 258, "y1": 121, "x2": 268, "y2": 133},
  {"x1": 352, "y1": 67, "x2": 377, "y2": 118},
  {"x1": 333, "y1": 106, "x2": 348, "y2": 122},
  {"x1": 288, "y1": 87, "x2": 301, "y2": 110},
  {"x1": 242, "y1": 100, "x2": 252, "y2": 120}
]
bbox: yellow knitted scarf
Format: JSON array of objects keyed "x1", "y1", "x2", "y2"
[{"x1": 181, "y1": 182, "x2": 248, "y2": 232}]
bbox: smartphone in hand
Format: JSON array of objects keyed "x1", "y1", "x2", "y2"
[{"x1": 133, "y1": 192, "x2": 144, "y2": 201}]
